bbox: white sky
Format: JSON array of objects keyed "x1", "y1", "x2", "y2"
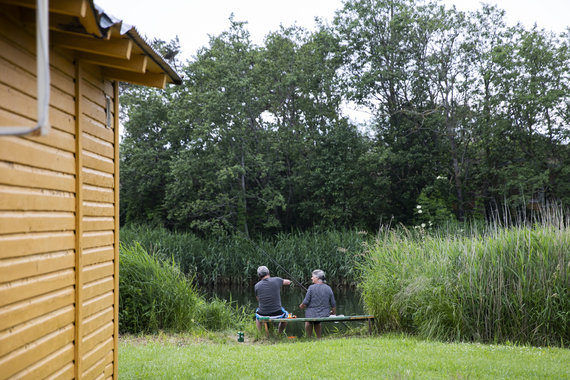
[
  {"x1": 95, "y1": 0, "x2": 570, "y2": 62},
  {"x1": 95, "y1": 0, "x2": 569, "y2": 126}
]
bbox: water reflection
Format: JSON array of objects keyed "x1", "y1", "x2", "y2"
[{"x1": 202, "y1": 285, "x2": 366, "y2": 336}]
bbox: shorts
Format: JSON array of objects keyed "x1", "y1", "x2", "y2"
[{"x1": 255, "y1": 307, "x2": 289, "y2": 320}]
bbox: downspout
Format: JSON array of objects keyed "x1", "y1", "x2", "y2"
[{"x1": 0, "y1": 0, "x2": 50, "y2": 136}]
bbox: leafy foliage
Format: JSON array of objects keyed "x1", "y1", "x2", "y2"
[
  {"x1": 119, "y1": 242, "x2": 249, "y2": 333},
  {"x1": 119, "y1": 0, "x2": 570, "y2": 235}
]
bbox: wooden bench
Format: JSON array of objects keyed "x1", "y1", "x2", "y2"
[{"x1": 258, "y1": 314, "x2": 375, "y2": 336}]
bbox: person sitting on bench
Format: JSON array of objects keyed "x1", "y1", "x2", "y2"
[
  {"x1": 299, "y1": 269, "x2": 336, "y2": 338},
  {"x1": 254, "y1": 265, "x2": 291, "y2": 335}
]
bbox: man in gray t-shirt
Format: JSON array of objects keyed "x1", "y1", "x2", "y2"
[{"x1": 254, "y1": 266, "x2": 291, "y2": 334}]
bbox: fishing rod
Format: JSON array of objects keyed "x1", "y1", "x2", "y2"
[{"x1": 236, "y1": 229, "x2": 308, "y2": 292}]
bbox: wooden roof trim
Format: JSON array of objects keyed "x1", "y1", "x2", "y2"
[
  {"x1": 125, "y1": 27, "x2": 182, "y2": 85},
  {"x1": 102, "y1": 68, "x2": 167, "y2": 89},
  {"x1": 2, "y1": 0, "x2": 181, "y2": 87},
  {"x1": 76, "y1": 52, "x2": 148, "y2": 73},
  {"x1": 0, "y1": 0, "x2": 88, "y2": 17},
  {"x1": 52, "y1": 31, "x2": 132, "y2": 59}
]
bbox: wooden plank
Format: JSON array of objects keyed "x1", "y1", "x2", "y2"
[
  {"x1": 15, "y1": 343, "x2": 74, "y2": 380},
  {"x1": 0, "y1": 137, "x2": 75, "y2": 174},
  {"x1": 52, "y1": 32, "x2": 132, "y2": 59},
  {"x1": 82, "y1": 231, "x2": 113, "y2": 250},
  {"x1": 0, "y1": 52, "x2": 76, "y2": 115},
  {"x1": 82, "y1": 277, "x2": 114, "y2": 302},
  {"x1": 0, "y1": 0, "x2": 89, "y2": 17},
  {"x1": 0, "y1": 324, "x2": 74, "y2": 379},
  {"x1": 83, "y1": 246, "x2": 113, "y2": 266},
  {"x1": 23, "y1": 126, "x2": 76, "y2": 154},
  {"x1": 0, "y1": 53, "x2": 39, "y2": 95},
  {"x1": 50, "y1": 63, "x2": 75, "y2": 97},
  {"x1": 0, "y1": 287, "x2": 74, "y2": 331},
  {"x1": 82, "y1": 292, "x2": 113, "y2": 318},
  {"x1": 0, "y1": 211, "x2": 74, "y2": 234},
  {"x1": 83, "y1": 64, "x2": 117, "y2": 98},
  {"x1": 83, "y1": 185, "x2": 114, "y2": 203},
  {"x1": 0, "y1": 78, "x2": 74, "y2": 120},
  {"x1": 0, "y1": 36, "x2": 36, "y2": 75},
  {"x1": 74, "y1": 59, "x2": 84, "y2": 380},
  {"x1": 83, "y1": 231, "x2": 113, "y2": 249},
  {"x1": 82, "y1": 306, "x2": 113, "y2": 337},
  {"x1": 0, "y1": 101, "x2": 75, "y2": 135},
  {"x1": 0, "y1": 162, "x2": 75, "y2": 192},
  {"x1": 79, "y1": 52, "x2": 148, "y2": 74},
  {"x1": 83, "y1": 150, "x2": 115, "y2": 173},
  {"x1": 82, "y1": 321, "x2": 113, "y2": 354},
  {"x1": 80, "y1": 75, "x2": 107, "y2": 107},
  {"x1": 43, "y1": 361, "x2": 75, "y2": 380},
  {"x1": 0, "y1": 305, "x2": 74, "y2": 357},
  {"x1": 82, "y1": 262, "x2": 113, "y2": 284},
  {"x1": 263, "y1": 315, "x2": 375, "y2": 323},
  {"x1": 83, "y1": 349, "x2": 113, "y2": 380},
  {"x1": 112, "y1": 80, "x2": 119, "y2": 378},
  {"x1": 0, "y1": 9, "x2": 75, "y2": 73},
  {"x1": 83, "y1": 202, "x2": 114, "y2": 217},
  {"x1": 52, "y1": 85, "x2": 76, "y2": 116},
  {"x1": 82, "y1": 132, "x2": 114, "y2": 159},
  {"x1": 0, "y1": 268, "x2": 75, "y2": 307},
  {"x1": 82, "y1": 114, "x2": 114, "y2": 143},
  {"x1": 83, "y1": 216, "x2": 114, "y2": 232},
  {"x1": 81, "y1": 336, "x2": 113, "y2": 375},
  {"x1": 0, "y1": 186, "x2": 75, "y2": 211},
  {"x1": 103, "y1": 67, "x2": 167, "y2": 89},
  {"x1": 83, "y1": 167, "x2": 114, "y2": 188},
  {"x1": 0, "y1": 249, "x2": 74, "y2": 283},
  {"x1": 0, "y1": 231, "x2": 75, "y2": 259},
  {"x1": 82, "y1": 97, "x2": 106, "y2": 132},
  {"x1": 104, "y1": 362, "x2": 114, "y2": 378}
]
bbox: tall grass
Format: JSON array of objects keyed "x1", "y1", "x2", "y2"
[
  {"x1": 120, "y1": 226, "x2": 369, "y2": 286},
  {"x1": 119, "y1": 242, "x2": 249, "y2": 333},
  {"x1": 361, "y1": 208, "x2": 570, "y2": 347}
]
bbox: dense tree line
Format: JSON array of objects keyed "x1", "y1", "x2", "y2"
[{"x1": 119, "y1": 0, "x2": 570, "y2": 236}]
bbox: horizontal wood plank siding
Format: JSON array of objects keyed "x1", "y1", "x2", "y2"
[{"x1": 0, "y1": 6, "x2": 119, "y2": 378}]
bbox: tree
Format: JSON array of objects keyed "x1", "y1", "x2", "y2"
[{"x1": 334, "y1": 0, "x2": 446, "y2": 223}]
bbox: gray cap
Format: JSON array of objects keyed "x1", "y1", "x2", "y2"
[{"x1": 257, "y1": 265, "x2": 269, "y2": 278}]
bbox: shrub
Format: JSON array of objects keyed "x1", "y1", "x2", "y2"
[
  {"x1": 119, "y1": 242, "x2": 248, "y2": 333},
  {"x1": 361, "y1": 211, "x2": 570, "y2": 346}
]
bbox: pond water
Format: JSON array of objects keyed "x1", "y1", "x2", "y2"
[{"x1": 203, "y1": 285, "x2": 367, "y2": 336}]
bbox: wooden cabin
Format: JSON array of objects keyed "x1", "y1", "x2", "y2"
[{"x1": 0, "y1": 0, "x2": 181, "y2": 378}]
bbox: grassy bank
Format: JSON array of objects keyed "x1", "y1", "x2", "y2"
[
  {"x1": 361, "y1": 219, "x2": 570, "y2": 346},
  {"x1": 120, "y1": 225, "x2": 369, "y2": 286},
  {"x1": 119, "y1": 334, "x2": 570, "y2": 379}
]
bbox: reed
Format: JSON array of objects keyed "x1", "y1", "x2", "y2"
[
  {"x1": 120, "y1": 226, "x2": 370, "y2": 286},
  {"x1": 361, "y1": 207, "x2": 570, "y2": 346},
  {"x1": 119, "y1": 242, "x2": 249, "y2": 333}
]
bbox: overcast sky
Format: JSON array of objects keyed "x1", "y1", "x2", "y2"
[{"x1": 94, "y1": 0, "x2": 569, "y2": 61}]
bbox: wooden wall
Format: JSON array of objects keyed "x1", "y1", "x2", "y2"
[{"x1": 0, "y1": 8, "x2": 119, "y2": 379}]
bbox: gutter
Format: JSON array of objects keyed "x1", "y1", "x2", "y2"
[{"x1": 0, "y1": 0, "x2": 51, "y2": 136}]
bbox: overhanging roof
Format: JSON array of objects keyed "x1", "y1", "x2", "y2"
[{"x1": 0, "y1": 0, "x2": 182, "y2": 88}]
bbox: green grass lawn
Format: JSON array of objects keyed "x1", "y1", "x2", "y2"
[{"x1": 119, "y1": 334, "x2": 570, "y2": 379}]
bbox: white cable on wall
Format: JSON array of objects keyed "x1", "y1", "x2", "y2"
[{"x1": 0, "y1": 0, "x2": 50, "y2": 136}]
